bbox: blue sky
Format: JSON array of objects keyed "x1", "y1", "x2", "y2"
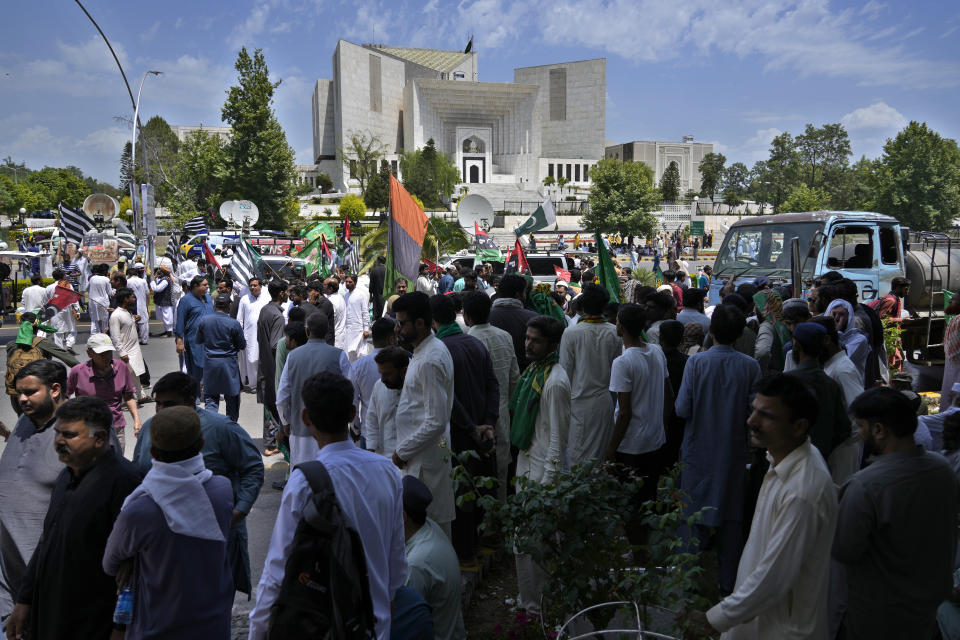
[{"x1": 1, "y1": 0, "x2": 958, "y2": 185}]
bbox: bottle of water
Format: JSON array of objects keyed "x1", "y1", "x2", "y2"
[{"x1": 113, "y1": 587, "x2": 134, "y2": 627}]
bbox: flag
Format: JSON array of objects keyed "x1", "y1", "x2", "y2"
[
  {"x1": 384, "y1": 174, "x2": 428, "y2": 298},
  {"x1": 41, "y1": 285, "x2": 81, "y2": 321},
  {"x1": 554, "y1": 264, "x2": 571, "y2": 282},
  {"x1": 595, "y1": 231, "x2": 621, "y2": 303},
  {"x1": 504, "y1": 237, "x2": 529, "y2": 276},
  {"x1": 202, "y1": 241, "x2": 220, "y2": 269},
  {"x1": 302, "y1": 221, "x2": 336, "y2": 243},
  {"x1": 343, "y1": 217, "x2": 351, "y2": 242},
  {"x1": 165, "y1": 234, "x2": 183, "y2": 268},
  {"x1": 513, "y1": 198, "x2": 556, "y2": 236},
  {"x1": 423, "y1": 258, "x2": 442, "y2": 274},
  {"x1": 654, "y1": 266, "x2": 664, "y2": 286},
  {"x1": 343, "y1": 239, "x2": 360, "y2": 275},
  {"x1": 474, "y1": 222, "x2": 503, "y2": 264},
  {"x1": 228, "y1": 238, "x2": 263, "y2": 286},
  {"x1": 183, "y1": 215, "x2": 207, "y2": 237},
  {"x1": 57, "y1": 202, "x2": 95, "y2": 245}
]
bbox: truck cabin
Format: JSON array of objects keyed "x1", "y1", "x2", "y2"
[{"x1": 708, "y1": 211, "x2": 904, "y2": 306}]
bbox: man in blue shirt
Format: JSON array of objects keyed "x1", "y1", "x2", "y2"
[
  {"x1": 175, "y1": 275, "x2": 214, "y2": 381},
  {"x1": 196, "y1": 293, "x2": 246, "y2": 421},
  {"x1": 438, "y1": 266, "x2": 456, "y2": 295}
]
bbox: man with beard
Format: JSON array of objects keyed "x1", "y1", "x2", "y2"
[
  {"x1": 0, "y1": 361, "x2": 120, "y2": 619},
  {"x1": 365, "y1": 346, "x2": 409, "y2": 456},
  {"x1": 236, "y1": 278, "x2": 268, "y2": 392},
  {"x1": 4, "y1": 397, "x2": 140, "y2": 640},
  {"x1": 109, "y1": 287, "x2": 149, "y2": 402},
  {"x1": 342, "y1": 274, "x2": 371, "y2": 362},
  {"x1": 301, "y1": 280, "x2": 335, "y2": 345},
  {"x1": 832, "y1": 387, "x2": 959, "y2": 639},
  {"x1": 257, "y1": 280, "x2": 287, "y2": 456}
]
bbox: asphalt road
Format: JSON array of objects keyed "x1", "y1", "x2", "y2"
[{"x1": 0, "y1": 317, "x2": 285, "y2": 638}]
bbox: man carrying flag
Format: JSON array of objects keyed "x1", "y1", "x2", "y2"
[
  {"x1": 474, "y1": 222, "x2": 502, "y2": 265},
  {"x1": 594, "y1": 231, "x2": 623, "y2": 303},
  {"x1": 504, "y1": 238, "x2": 529, "y2": 276},
  {"x1": 383, "y1": 175, "x2": 428, "y2": 299},
  {"x1": 43, "y1": 273, "x2": 81, "y2": 350}
]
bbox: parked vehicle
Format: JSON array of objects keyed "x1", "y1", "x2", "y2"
[
  {"x1": 445, "y1": 252, "x2": 577, "y2": 285},
  {"x1": 710, "y1": 210, "x2": 959, "y2": 365}
]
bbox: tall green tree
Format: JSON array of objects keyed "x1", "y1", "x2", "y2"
[
  {"x1": 873, "y1": 121, "x2": 960, "y2": 231},
  {"x1": 221, "y1": 47, "x2": 297, "y2": 229},
  {"x1": 658, "y1": 161, "x2": 680, "y2": 203},
  {"x1": 584, "y1": 159, "x2": 660, "y2": 238},
  {"x1": 134, "y1": 116, "x2": 180, "y2": 203},
  {"x1": 24, "y1": 167, "x2": 90, "y2": 209},
  {"x1": 339, "y1": 132, "x2": 386, "y2": 197},
  {"x1": 698, "y1": 152, "x2": 726, "y2": 197},
  {"x1": 780, "y1": 183, "x2": 830, "y2": 213},
  {"x1": 364, "y1": 161, "x2": 390, "y2": 213},
  {"x1": 400, "y1": 139, "x2": 459, "y2": 208},
  {"x1": 167, "y1": 129, "x2": 228, "y2": 223},
  {"x1": 795, "y1": 123, "x2": 851, "y2": 190},
  {"x1": 723, "y1": 162, "x2": 749, "y2": 199},
  {"x1": 766, "y1": 133, "x2": 801, "y2": 212}
]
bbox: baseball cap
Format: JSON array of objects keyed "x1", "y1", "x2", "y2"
[{"x1": 87, "y1": 333, "x2": 116, "y2": 354}]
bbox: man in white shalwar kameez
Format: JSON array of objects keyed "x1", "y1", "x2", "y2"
[
  {"x1": 325, "y1": 278, "x2": 347, "y2": 350},
  {"x1": 150, "y1": 260, "x2": 177, "y2": 336},
  {"x1": 391, "y1": 292, "x2": 456, "y2": 535},
  {"x1": 45, "y1": 269, "x2": 79, "y2": 350},
  {"x1": 126, "y1": 264, "x2": 150, "y2": 344},
  {"x1": 559, "y1": 284, "x2": 622, "y2": 466},
  {"x1": 109, "y1": 288, "x2": 148, "y2": 401},
  {"x1": 342, "y1": 275, "x2": 370, "y2": 361},
  {"x1": 236, "y1": 278, "x2": 267, "y2": 391},
  {"x1": 510, "y1": 315, "x2": 570, "y2": 614}
]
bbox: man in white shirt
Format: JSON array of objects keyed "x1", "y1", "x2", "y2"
[
  {"x1": 325, "y1": 277, "x2": 347, "y2": 350},
  {"x1": 126, "y1": 265, "x2": 150, "y2": 344},
  {"x1": 236, "y1": 277, "x2": 267, "y2": 392},
  {"x1": 391, "y1": 292, "x2": 456, "y2": 535},
  {"x1": 150, "y1": 261, "x2": 176, "y2": 337},
  {"x1": 86, "y1": 264, "x2": 113, "y2": 335},
  {"x1": 248, "y1": 372, "x2": 407, "y2": 640},
  {"x1": 366, "y1": 346, "x2": 408, "y2": 456},
  {"x1": 108, "y1": 287, "x2": 148, "y2": 402},
  {"x1": 559, "y1": 284, "x2": 623, "y2": 465},
  {"x1": 45, "y1": 268, "x2": 79, "y2": 349},
  {"x1": 20, "y1": 274, "x2": 47, "y2": 313},
  {"x1": 342, "y1": 274, "x2": 371, "y2": 361},
  {"x1": 348, "y1": 318, "x2": 396, "y2": 443},
  {"x1": 606, "y1": 303, "x2": 670, "y2": 502},
  {"x1": 415, "y1": 264, "x2": 436, "y2": 296},
  {"x1": 691, "y1": 373, "x2": 838, "y2": 639}
]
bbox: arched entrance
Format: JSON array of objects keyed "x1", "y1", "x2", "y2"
[{"x1": 469, "y1": 165, "x2": 480, "y2": 183}]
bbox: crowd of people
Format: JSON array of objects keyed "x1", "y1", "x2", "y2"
[{"x1": 0, "y1": 235, "x2": 958, "y2": 640}]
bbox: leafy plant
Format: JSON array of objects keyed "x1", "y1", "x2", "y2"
[
  {"x1": 339, "y1": 194, "x2": 366, "y2": 223},
  {"x1": 882, "y1": 317, "x2": 905, "y2": 377},
  {"x1": 631, "y1": 268, "x2": 657, "y2": 286}
]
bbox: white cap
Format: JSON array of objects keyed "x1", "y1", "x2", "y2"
[
  {"x1": 657, "y1": 284, "x2": 672, "y2": 293},
  {"x1": 134, "y1": 262, "x2": 145, "y2": 269},
  {"x1": 86, "y1": 333, "x2": 115, "y2": 354}
]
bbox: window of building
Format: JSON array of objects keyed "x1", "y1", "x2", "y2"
[
  {"x1": 548, "y1": 164, "x2": 554, "y2": 178},
  {"x1": 453, "y1": 71, "x2": 466, "y2": 80},
  {"x1": 349, "y1": 160, "x2": 357, "y2": 179},
  {"x1": 549, "y1": 68, "x2": 567, "y2": 121},
  {"x1": 391, "y1": 160, "x2": 398, "y2": 176},
  {"x1": 462, "y1": 136, "x2": 485, "y2": 154},
  {"x1": 566, "y1": 164, "x2": 572, "y2": 179},
  {"x1": 574, "y1": 164, "x2": 581, "y2": 182},
  {"x1": 369, "y1": 54, "x2": 382, "y2": 113},
  {"x1": 583, "y1": 164, "x2": 589, "y2": 181}
]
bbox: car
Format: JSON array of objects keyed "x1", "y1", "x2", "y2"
[{"x1": 445, "y1": 252, "x2": 577, "y2": 285}]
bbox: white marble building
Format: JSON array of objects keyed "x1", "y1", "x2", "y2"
[
  {"x1": 312, "y1": 40, "x2": 606, "y2": 195},
  {"x1": 605, "y1": 136, "x2": 715, "y2": 195}
]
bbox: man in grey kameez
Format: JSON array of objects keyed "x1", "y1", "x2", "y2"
[
  {"x1": 196, "y1": 293, "x2": 246, "y2": 421},
  {"x1": 675, "y1": 304, "x2": 761, "y2": 593},
  {"x1": 132, "y1": 372, "x2": 264, "y2": 596}
]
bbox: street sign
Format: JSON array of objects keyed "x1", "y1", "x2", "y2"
[
  {"x1": 141, "y1": 184, "x2": 157, "y2": 236},
  {"x1": 690, "y1": 220, "x2": 705, "y2": 237}
]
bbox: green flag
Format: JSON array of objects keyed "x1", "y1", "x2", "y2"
[
  {"x1": 594, "y1": 231, "x2": 621, "y2": 303},
  {"x1": 513, "y1": 198, "x2": 556, "y2": 236},
  {"x1": 302, "y1": 221, "x2": 336, "y2": 243}
]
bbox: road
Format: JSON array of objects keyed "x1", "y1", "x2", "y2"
[{"x1": 0, "y1": 318, "x2": 284, "y2": 638}]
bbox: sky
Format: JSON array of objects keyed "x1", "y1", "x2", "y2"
[{"x1": 1, "y1": 0, "x2": 958, "y2": 186}]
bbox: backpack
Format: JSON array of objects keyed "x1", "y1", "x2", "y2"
[
  {"x1": 6, "y1": 338, "x2": 44, "y2": 396},
  {"x1": 267, "y1": 460, "x2": 376, "y2": 640}
]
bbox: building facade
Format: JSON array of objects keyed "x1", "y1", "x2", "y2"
[
  {"x1": 170, "y1": 125, "x2": 233, "y2": 144},
  {"x1": 605, "y1": 136, "x2": 714, "y2": 195},
  {"x1": 312, "y1": 40, "x2": 606, "y2": 195}
]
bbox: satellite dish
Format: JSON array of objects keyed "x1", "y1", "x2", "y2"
[
  {"x1": 82, "y1": 194, "x2": 120, "y2": 222},
  {"x1": 219, "y1": 200, "x2": 260, "y2": 229},
  {"x1": 457, "y1": 194, "x2": 493, "y2": 232}
]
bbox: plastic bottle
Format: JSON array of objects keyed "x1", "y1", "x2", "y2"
[{"x1": 113, "y1": 587, "x2": 134, "y2": 626}]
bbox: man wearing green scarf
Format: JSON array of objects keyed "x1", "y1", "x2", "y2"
[{"x1": 509, "y1": 314, "x2": 569, "y2": 614}]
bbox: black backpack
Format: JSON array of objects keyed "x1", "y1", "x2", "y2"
[{"x1": 267, "y1": 461, "x2": 377, "y2": 640}]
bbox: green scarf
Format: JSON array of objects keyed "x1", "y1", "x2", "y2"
[
  {"x1": 509, "y1": 351, "x2": 560, "y2": 451},
  {"x1": 522, "y1": 274, "x2": 567, "y2": 324},
  {"x1": 15, "y1": 319, "x2": 56, "y2": 346},
  {"x1": 435, "y1": 322, "x2": 462, "y2": 339}
]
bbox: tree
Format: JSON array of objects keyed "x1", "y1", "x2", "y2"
[
  {"x1": 364, "y1": 162, "x2": 390, "y2": 213},
  {"x1": 723, "y1": 162, "x2": 749, "y2": 199},
  {"x1": 832, "y1": 156, "x2": 880, "y2": 211},
  {"x1": 698, "y1": 152, "x2": 726, "y2": 197},
  {"x1": 584, "y1": 159, "x2": 661, "y2": 238},
  {"x1": 221, "y1": 47, "x2": 297, "y2": 229},
  {"x1": 134, "y1": 116, "x2": 180, "y2": 203},
  {"x1": 683, "y1": 189, "x2": 699, "y2": 200},
  {"x1": 557, "y1": 176, "x2": 570, "y2": 195},
  {"x1": 316, "y1": 173, "x2": 333, "y2": 194},
  {"x1": 722, "y1": 190, "x2": 745, "y2": 212},
  {"x1": 795, "y1": 123, "x2": 851, "y2": 190},
  {"x1": 400, "y1": 139, "x2": 459, "y2": 208},
  {"x1": 339, "y1": 194, "x2": 366, "y2": 223},
  {"x1": 24, "y1": 167, "x2": 90, "y2": 209},
  {"x1": 658, "y1": 161, "x2": 681, "y2": 203},
  {"x1": 339, "y1": 132, "x2": 386, "y2": 197},
  {"x1": 872, "y1": 121, "x2": 960, "y2": 231},
  {"x1": 542, "y1": 176, "x2": 555, "y2": 188},
  {"x1": 767, "y1": 133, "x2": 801, "y2": 212},
  {"x1": 167, "y1": 129, "x2": 228, "y2": 223},
  {"x1": 780, "y1": 183, "x2": 830, "y2": 213}
]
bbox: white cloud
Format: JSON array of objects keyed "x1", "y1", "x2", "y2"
[
  {"x1": 841, "y1": 102, "x2": 907, "y2": 131},
  {"x1": 230, "y1": 2, "x2": 272, "y2": 48},
  {"x1": 55, "y1": 37, "x2": 129, "y2": 75},
  {"x1": 140, "y1": 21, "x2": 161, "y2": 43}
]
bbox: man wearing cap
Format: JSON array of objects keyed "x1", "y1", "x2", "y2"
[
  {"x1": 151, "y1": 260, "x2": 176, "y2": 337},
  {"x1": 196, "y1": 293, "x2": 247, "y2": 421},
  {"x1": 104, "y1": 406, "x2": 235, "y2": 638},
  {"x1": 402, "y1": 475, "x2": 466, "y2": 640},
  {"x1": 127, "y1": 264, "x2": 150, "y2": 344},
  {"x1": 66, "y1": 334, "x2": 141, "y2": 450},
  {"x1": 109, "y1": 286, "x2": 150, "y2": 402}
]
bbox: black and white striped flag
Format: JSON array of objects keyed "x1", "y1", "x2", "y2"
[
  {"x1": 183, "y1": 215, "x2": 208, "y2": 237},
  {"x1": 165, "y1": 234, "x2": 183, "y2": 268},
  {"x1": 228, "y1": 238, "x2": 262, "y2": 286},
  {"x1": 58, "y1": 202, "x2": 94, "y2": 245}
]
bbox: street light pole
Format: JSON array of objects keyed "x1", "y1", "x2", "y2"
[{"x1": 131, "y1": 70, "x2": 162, "y2": 269}]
